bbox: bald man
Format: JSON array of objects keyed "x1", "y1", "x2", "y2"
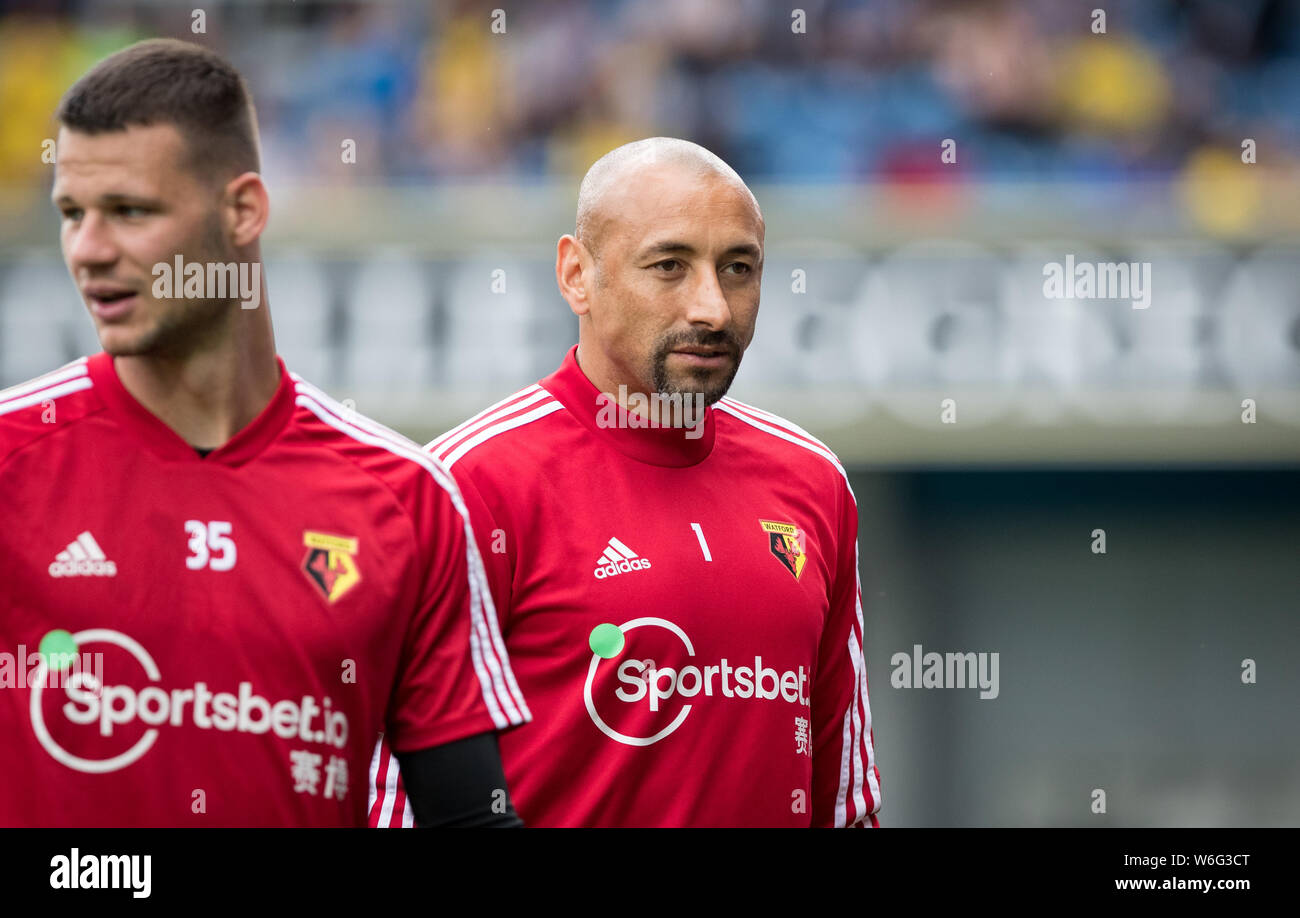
[{"x1": 370, "y1": 137, "x2": 882, "y2": 827}]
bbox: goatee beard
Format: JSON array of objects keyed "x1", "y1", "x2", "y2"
[{"x1": 650, "y1": 328, "x2": 742, "y2": 406}]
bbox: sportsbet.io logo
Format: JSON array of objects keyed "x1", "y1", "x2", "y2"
[
  {"x1": 584, "y1": 618, "x2": 810, "y2": 747},
  {"x1": 28, "y1": 628, "x2": 349, "y2": 774}
]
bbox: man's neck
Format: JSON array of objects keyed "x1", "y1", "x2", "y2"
[
  {"x1": 114, "y1": 304, "x2": 279, "y2": 450},
  {"x1": 575, "y1": 341, "x2": 654, "y2": 419}
]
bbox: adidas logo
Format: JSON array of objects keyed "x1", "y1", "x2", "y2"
[
  {"x1": 48, "y1": 531, "x2": 118, "y2": 578},
  {"x1": 593, "y1": 537, "x2": 652, "y2": 580}
]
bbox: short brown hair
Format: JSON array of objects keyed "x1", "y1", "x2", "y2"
[{"x1": 57, "y1": 38, "x2": 261, "y2": 183}]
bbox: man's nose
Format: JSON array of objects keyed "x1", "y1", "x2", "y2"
[
  {"x1": 685, "y1": 265, "x2": 732, "y2": 329},
  {"x1": 65, "y1": 211, "x2": 119, "y2": 271}
]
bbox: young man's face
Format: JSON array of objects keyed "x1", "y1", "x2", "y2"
[
  {"x1": 52, "y1": 122, "x2": 234, "y2": 358},
  {"x1": 586, "y1": 164, "x2": 764, "y2": 404}
]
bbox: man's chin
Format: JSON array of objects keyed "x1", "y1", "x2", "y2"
[
  {"x1": 663, "y1": 367, "x2": 739, "y2": 406},
  {"x1": 95, "y1": 325, "x2": 157, "y2": 358}
]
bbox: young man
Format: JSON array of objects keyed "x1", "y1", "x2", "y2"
[
  {"x1": 0, "y1": 39, "x2": 529, "y2": 827},
  {"x1": 372, "y1": 138, "x2": 881, "y2": 827}
]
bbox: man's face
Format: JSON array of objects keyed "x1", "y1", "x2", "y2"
[
  {"x1": 586, "y1": 164, "x2": 763, "y2": 404},
  {"x1": 52, "y1": 123, "x2": 234, "y2": 358}
]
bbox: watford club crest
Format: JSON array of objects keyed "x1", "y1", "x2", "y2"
[
  {"x1": 760, "y1": 520, "x2": 806, "y2": 580},
  {"x1": 301, "y1": 531, "x2": 361, "y2": 603}
]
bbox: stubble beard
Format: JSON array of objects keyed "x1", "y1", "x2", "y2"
[{"x1": 108, "y1": 212, "x2": 238, "y2": 360}]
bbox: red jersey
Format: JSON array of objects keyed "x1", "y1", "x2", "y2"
[
  {"x1": 371, "y1": 345, "x2": 880, "y2": 827},
  {"x1": 0, "y1": 353, "x2": 528, "y2": 827}
]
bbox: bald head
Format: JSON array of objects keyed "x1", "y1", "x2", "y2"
[
  {"x1": 575, "y1": 137, "x2": 762, "y2": 261},
  {"x1": 555, "y1": 137, "x2": 764, "y2": 411}
]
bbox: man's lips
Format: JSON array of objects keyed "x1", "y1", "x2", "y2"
[
  {"x1": 670, "y1": 347, "x2": 733, "y2": 368},
  {"x1": 83, "y1": 287, "x2": 139, "y2": 320}
]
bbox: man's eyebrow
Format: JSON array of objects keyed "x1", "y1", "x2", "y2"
[
  {"x1": 50, "y1": 192, "x2": 161, "y2": 207},
  {"x1": 636, "y1": 240, "x2": 762, "y2": 260},
  {"x1": 720, "y1": 242, "x2": 762, "y2": 260},
  {"x1": 637, "y1": 240, "x2": 696, "y2": 259}
]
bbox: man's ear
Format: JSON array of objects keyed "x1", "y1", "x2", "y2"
[
  {"x1": 556, "y1": 234, "x2": 595, "y2": 318},
  {"x1": 223, "y1": 172, "x2": 269, "y2": 248}
]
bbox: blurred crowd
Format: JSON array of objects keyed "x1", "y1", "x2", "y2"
[{"x1": 1, "y1": 0, "x2": 1297, "y2": 193}]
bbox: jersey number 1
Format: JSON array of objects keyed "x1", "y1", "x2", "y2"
[{"x1": 691, "y1": 522, "x2": 712, "y2": 562}]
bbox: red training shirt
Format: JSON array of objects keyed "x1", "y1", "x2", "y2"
[
  {"x1": 371, "y1": 345, "x2": 880, "y2": 827},
  {"x1": 0, "y1": 353, "x2": 529, "y2": 826}
]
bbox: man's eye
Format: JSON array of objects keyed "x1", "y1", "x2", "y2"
[
  {"x1": 116, "y1": 205, "x2": 148, "y2": 217},
  {"x1": 653, "y1": 259, "x2": 682, "y2": 272},
  {"x1": 59, "y1": 208, "x2": 83, "y2": 221},
  {"x1": 724, "y1": 262, "x2": 753, "y2": 275}
]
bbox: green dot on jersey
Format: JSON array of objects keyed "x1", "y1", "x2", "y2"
[
  {"x1": 588, "y1": 623, "x2": 625, "y2": 659},
  {"x1": 39, "y1": 629, "x2": 79, "y2": 672}
]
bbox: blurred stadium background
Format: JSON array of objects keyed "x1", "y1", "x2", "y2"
[{"x1": 1, "y1": 0, "x2": 1296, "y2": 826}]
